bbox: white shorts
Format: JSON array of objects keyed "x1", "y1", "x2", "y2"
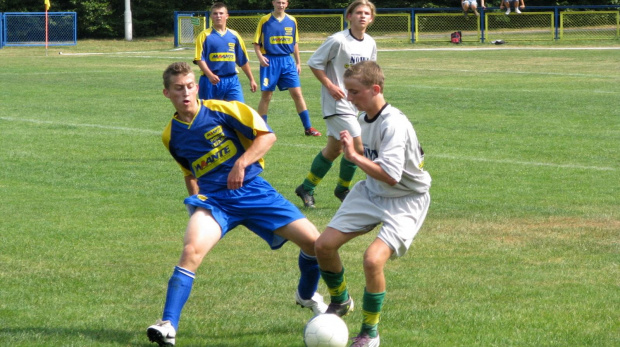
[
  {"x1": 327, "y1": 180, "x2": 430, "y2": 258},
  {"x1": 462, "y1": 0, "x2": 478, "y2": 5},
  {"x1": 325, "y1": 114, "x2": 361, "y2": 139}
]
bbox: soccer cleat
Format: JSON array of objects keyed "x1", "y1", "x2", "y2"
[
  {"x1": 295, "y1": 290, "x2": 328, "y2": 315},
  {"x1": 305, "y1": 127, "x2": 322, "y2": 137},
  {"x1": 295, "y1": 185, "x2": 316, "y2": 208},
  {"x1": 326, "y1": 295, "x2": 354, "y2": 317},
  {"x1": 334, "y1": 188, "x2": 350, "y2": 202},
  {"x1": 515, "y1": 8, "x2": 521, "y2": 13},
  {"x1": 350, "y1": 333, "x2": 380, "y2": 347},
  {"x1": 147, "y1": 319, "x2": 176, "y2": 346}
]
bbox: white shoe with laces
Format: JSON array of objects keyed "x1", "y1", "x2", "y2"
[
  {"x1": 295, "y1": 291, "x2": 328, "y2": 315},
  {"x1": 147, "y1": 319, "x2": 176, "y2": 346}
]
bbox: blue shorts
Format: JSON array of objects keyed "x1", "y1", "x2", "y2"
[
  {"x1": 198, "y1": 74, "x2": 245, "y2": 102},
  {"x1": 184, "y1": 176, "x2": 305, "y2": 250},
  {"x1": 259, "y1": 55, "x2": 300, "y2": 92}
]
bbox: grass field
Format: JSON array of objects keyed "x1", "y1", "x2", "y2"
[{"x1": 1, "y1": 38, "x2": 619, "y2": 346}]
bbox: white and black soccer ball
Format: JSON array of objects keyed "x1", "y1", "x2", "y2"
[{"x1": 303, "y1": 314, "x2": 349, "y2": 347}]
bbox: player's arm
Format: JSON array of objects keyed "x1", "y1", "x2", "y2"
[
  {"x1": 240, "y1": 62, "x2": 257, "y2": 93},
  {"x1": 481, "y1": 0, "x2": 486, "y2": 8},
  {"x1": 253, "y1": 43, "x2": 269, "y2": 67},
  {"x1": 310, "y1": 67, "x2": 345, "y2": 101},
  {"x1": 293, "y1": 43, "x2": 302, "y2": 75},
  {"x1": 340, "y1": 130, "x2": 398, "y2": 186},
  {"x1": 184, "y1": 174, "x2": 199, "y2": 195},
  {"x1": 228, "y1": 131, "x2": 276, "y2": 189}
]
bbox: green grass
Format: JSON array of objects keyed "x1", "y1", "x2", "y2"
[{"x1": 0, "y1": 38, "x2": 618, "y2": 346}]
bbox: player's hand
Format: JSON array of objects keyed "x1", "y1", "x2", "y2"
[
  {"x1": 340, "y1": 130, "x2": 356, "y2": 162},
  {"x1": 296, "y1": 63, "x2": 302, "y2": 76},
  {"x1": 520, "y1": 4, "x2": 525, "y2": 9},
  {"x1": 259, "y1": 56, "x2": 269, "y2": 67},
  {"x1": 209, "y1": 75, "x2": 220, "y2": 85},
  {"x1": 328, "y1": 84, "x2": 345, "y2": 101},
  {"x1": 250, "y1": 80, "x2": 258, "y2": 93},
  {"x1": 227, "y1": 166, "x2": 245, "y2": 190}
]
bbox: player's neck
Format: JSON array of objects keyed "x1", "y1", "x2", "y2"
[
  {"x1": 272, "y1": 10, "x2": 286, "y2": 20},
  {"x1": 213, "y1": 24, "x2": 226, "y2": 33},
  {"x1": 364, "y1": 99, "x2": 386, "y2": 120},
  {"x1": 349, "y1": 27, "x2": 366, "y2": 40}
]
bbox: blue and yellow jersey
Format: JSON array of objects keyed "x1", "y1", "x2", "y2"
[
  {"x1": 162, "y1": 100, "x2": 273, "y2": 193},
  {"x1": 194, "y1": 28, "x2": 250, "y2": 77},
  {"x1": 253, "y1": 13, "x2": 298, "y2": 55}
]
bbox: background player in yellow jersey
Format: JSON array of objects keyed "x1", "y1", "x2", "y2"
[
  {"x1": 194, "y1": 2, "x2": 257, "y2": 102},
  {"x1": 253, "y1": 0, "x2": 321, "y2": 136}
]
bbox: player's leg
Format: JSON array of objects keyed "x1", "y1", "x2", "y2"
[
  {"x1": 274, "y1": 214, "x2": 327, "y2": 313},
  {"x1": 288, "y1": 87, "x2": 320, "y2": 136},
  {"x1": 315, "y1": 226, "x2": 360, "y2": 316},
  {"x1": 462, "y1": 0, "x2": 470, "y2": 14},
  {"x1": 147, "y1": 208, "x2": 222, "y2": 345},
  {"x1": 471, "y1": 2, "x2": 479, "y2": 16},
  {"x1": 296, "y1": 135, "x2": 341, "y2": 207},
  {"x1": 257, "y1": 91, "x2": 272, "y2": 122},
  {"x1": 335, "y1": 134, "x2": 363, "y2": 201}
]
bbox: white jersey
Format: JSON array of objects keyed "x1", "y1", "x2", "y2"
[
  {"x1": 307, "y1": 29, "x2": 377, "y2": 117},
  {"x1": 360, "y1": 104, "x2": 432, "y2": 197}
]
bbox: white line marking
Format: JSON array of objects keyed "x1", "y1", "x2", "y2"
[{"x1": 2, "y1": 116, "x2": 615, "y2": 172}]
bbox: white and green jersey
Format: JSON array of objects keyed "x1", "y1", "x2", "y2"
[
  {"x1": 307, "y1": 29, "x2": 377, "y2": 117},
  {"x1": 360, "y1": 104, "x2": 431, "y2": 197}
]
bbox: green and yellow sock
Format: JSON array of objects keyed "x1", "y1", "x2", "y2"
[
  {"x1": 319, "y1": 267, "x2": 349, "y2": 304},
  {"x1": 336, "y1": 156, "x2": 357, "y2": 193},
  {"x1": 360, "y1": 289, "x2": 385, "y2": 338},
  {"x1": 302, "y1": 151, "x2": 333, "y2": 193}
]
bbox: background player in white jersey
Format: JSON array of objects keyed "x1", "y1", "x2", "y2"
[
  {"x1": 314, "y1": 61, "x2": 431, "y2": 347},
  {"x1": 194, "y1": 2, "x2": 257, "y2": 102},
  {"x1": 295, "y1": 0, "x2": 377, "y2": 208}
]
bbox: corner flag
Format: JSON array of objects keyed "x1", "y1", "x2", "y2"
[{"x1": 45, "y1": 0, "x2": 51, "y2": 11}]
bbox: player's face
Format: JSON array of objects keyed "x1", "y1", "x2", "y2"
[
  {"x1": 211, "y1": 7, "x2": 228, "y2": 28},
  {"x1": 345, "y1": 77, "x2": 376, "y2": 113},
  {"x1": 273, "y1": 0, "x2": 288, "y2": 12},
  {"x1": 163, "y1": 73, "x2": 198, "y2": 116},
  {"x1": 347, "y1": 5, "x2": 373, "y2": 31}
]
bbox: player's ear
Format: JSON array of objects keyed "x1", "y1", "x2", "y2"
[
  {"x1": 163, "y1": 88, "x2": 170, "y2": 98},
  {"x1": 372, "y1": 84, "x2": 381, "y2": 95}
]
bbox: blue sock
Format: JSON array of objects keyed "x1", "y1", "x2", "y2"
[
  {"x1": 262, "y1": 115, "x2": 268, "y2": 123},
  {"x1": 162, "y1": 266, "x2": 195, "y2": 331},
  {"x1": 297, "y1": 250, "x2": 320, "y2": 299},
  {"x1": 298, "y1": 110, "x2": 311, "y2": 129}
]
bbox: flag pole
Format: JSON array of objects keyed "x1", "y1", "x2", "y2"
[{"x1": 45, "y1": 8, "x2": 49, "y2": 56}]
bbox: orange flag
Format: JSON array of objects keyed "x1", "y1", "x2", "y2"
[{"x1": 44, "y1": 0, "x2": 51, "y2": 11}]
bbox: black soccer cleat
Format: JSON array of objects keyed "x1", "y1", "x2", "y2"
[
  {"x1": 325, "y1": 295, "x2": 354, "y2": 317},
  {"x1": 295, "y1": 185, "x2": 316, "y2": 208}
]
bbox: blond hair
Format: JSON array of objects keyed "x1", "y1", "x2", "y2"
[
  {"x1": 163, "y1": 61, "x2": 193, "y2": 89},
  {"x1": 345, "y1": 0, "x2": 376, "y2": 19},
  {"x1": 344, "y1": 60, "x2": 384, "y2": 92}
]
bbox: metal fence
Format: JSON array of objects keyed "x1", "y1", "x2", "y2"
[
  {"x1": 174, "y1": 5, "x2": 619, "y2": 47},
  {"x1": 1, "y1": 12, "x2": 77, "y2": 48}
]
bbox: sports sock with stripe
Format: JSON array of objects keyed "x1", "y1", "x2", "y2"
[
  {"x1": 297, "y1": 250, "x2": 320, "y2": 299},
  {"x1": 302, "y1": 151, "x2": 333, "y2": 193},
  {"x1": 162, "y1": 266, "x2": 195, "y2": 331}
]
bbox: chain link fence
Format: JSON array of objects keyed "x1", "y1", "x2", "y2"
[
  {"x1": 174, "y1": 6, "x2": 619, "y2": 47},
  {"x1": 560, "y1": 11, "x2": 620, "y2": 40}
]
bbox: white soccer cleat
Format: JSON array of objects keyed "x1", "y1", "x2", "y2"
[
  {"x1": 296, "y1": 290, "x2": 328, "y2": 315},
  {"x1": 147, "y1": 319, "x2": 176, "y2": 346}
]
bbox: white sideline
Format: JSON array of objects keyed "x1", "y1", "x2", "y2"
[{"x1": 1, "y1": 116, "x2": 615, "y2": 172}]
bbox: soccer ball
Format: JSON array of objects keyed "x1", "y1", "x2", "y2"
[{"x1": 303, "y1": 313, "x2": 349, "y2": 347}]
